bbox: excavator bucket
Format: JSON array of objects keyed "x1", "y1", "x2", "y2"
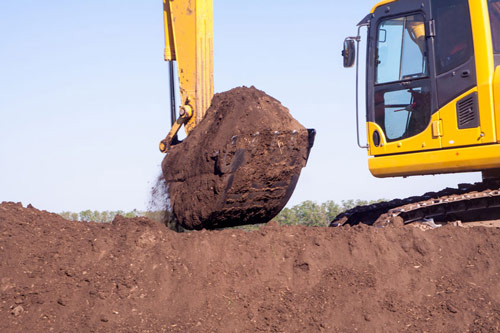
[
  {"x1": 162, "y1": 87, "x2": 314, "y2": 230},
  {"x1": 160, "y1": 2, "x2": 313, "y2": 229}
]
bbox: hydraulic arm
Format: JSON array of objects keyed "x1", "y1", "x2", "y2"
[
  {"x1": 158, "y1": 0, "x2": 314, "y2": 230},
  {"x1": 159, "y1": 0, "x2": 214, "y2": 152}
]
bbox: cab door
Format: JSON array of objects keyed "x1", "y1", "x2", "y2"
[{"x1": 367, "y1": 0, "x2": 441, "y2": 156}]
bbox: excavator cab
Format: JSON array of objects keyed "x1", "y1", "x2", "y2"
[{"x1": 345, "y1": 0, "x2": 500, "y2": 179}]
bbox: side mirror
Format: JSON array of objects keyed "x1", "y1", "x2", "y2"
[{"x1": 342, "y1": 39, "x2": 356, "y2": 68}]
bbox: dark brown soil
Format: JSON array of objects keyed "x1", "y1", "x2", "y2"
[
  {"x1": 2, "y1": 201, "x2": 500, "y2": 332},
  {"x1": 162, "y1": 86, "x2": 314, "y2": 230}
]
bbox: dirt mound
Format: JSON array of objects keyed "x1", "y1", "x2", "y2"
[
  {"x1": 1, "y1": 201, "x2": 500, "y2": 332},
  {"x1": 162, "y1": 86, "x2": 314, "y2": 230}
]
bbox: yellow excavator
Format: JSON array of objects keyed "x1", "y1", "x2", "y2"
[
  {"x1": 344, "y1": 0, "x2": 500, "y2": 178},
  {"x1": 159, "y1": 0, "x2": 500, "y2": 228},
  {"x1": 336, "y1": 0, "x2": 500, "y2": 225}
]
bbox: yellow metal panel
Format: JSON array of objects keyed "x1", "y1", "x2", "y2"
[
  {"x1": 163, "y1": 0, "x2": 213, "y2": 135},
  {"x1": 163, "y1": 0, "x2": 176, "y2": 61},
  {"x1": 440, "y1": 88, "x2": 484, "y2": 147},
  {"x1": 371, "y1": 0, "x2": 398, "y2": 14},
  {"x1": 469, "y1": 0, "x2": 496, "y2": 143},
  {"x1": 367, "y1": 112, "x2": 442, "y2": 157},
  {"x1": 195, "y1": 0, "x2": 214, "y2": 128},
  {"x1": 369, "y1": 143, "x2": 500, "y2": 178},
  {"x1": 494, "y1": 66, "x2": 500, "y2": 141},
  {"x1": 367, "y1": 122, "x2": 385, "y2": 156}
]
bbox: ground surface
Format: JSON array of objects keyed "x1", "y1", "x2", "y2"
[{"x1": 1, "y1": 201, "x2": 500, "y2": 332}]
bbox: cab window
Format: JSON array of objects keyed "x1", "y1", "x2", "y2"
[
  {"x1": 376, "y1": 14, "x2": 428, "y2": 84},
  {"x1": 374, "y1": 86, "x2": 431, "y2": 142},
  {"x1": 489, "y1": 0, "x2": 500, "y2": 53},
  {"x1": 432, "y1": 0, "x2": 474, "y2": 74}
]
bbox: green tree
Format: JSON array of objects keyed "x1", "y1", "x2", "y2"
[
  {"x1": 100, "y1": 211, "x2": 110, "y2": 222},
  {"x1": 59, "y1": 211, "x2": 71, "y2": 220},
  {"x1": 123, "y1": 209, "x2": 139, "y2": 218},
  {"x1": 274, "y1": 199, "x2": 385, "y2": 227},
  {"x1": 79, "y1": 210, "x2": 93, "y2": 222},
  {"x1": 323, "y1": 200, "x2": 342, "y2": 221}
]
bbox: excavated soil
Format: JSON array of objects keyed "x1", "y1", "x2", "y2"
[
  {"x1": 1, "y1": 201, "x2": 500, "y2": 332},
  {"x1": 162, "y1": 86, "x2": 314, "y2": 230}
]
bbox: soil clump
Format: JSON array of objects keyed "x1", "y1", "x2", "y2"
[
  {"x1": 162, "y1": 86, "x2": 314, "y2": 230},
  {"x1": 1, "y1": 201, "x2": 500, "y2": 332}
]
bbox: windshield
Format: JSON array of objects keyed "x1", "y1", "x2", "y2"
[{"x1": 376, "y1": 14, "x2": 428, "y2": 84}]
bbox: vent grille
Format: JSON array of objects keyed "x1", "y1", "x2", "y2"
[{"x1": 456, "y1": 93, "x2": 479, "y2": 129}]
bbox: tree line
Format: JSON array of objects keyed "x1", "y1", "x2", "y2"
[
  {"x1": 58, "y1": 199, "x2": 382, "y2": 227},
  {"x1": 59, "y1": 209, "x2": 143, "y2": 223},
  {"x1": 274, "y1": 199, "x2": 382, "y2": 227}
]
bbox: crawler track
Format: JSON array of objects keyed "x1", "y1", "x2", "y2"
[{"x1": 330, "y1": 180, "x2": 500, "y2": 227}]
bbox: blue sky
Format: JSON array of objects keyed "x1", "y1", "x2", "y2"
[{"x1": 0, "y1": 0, "x2": 480, "y2": 213}]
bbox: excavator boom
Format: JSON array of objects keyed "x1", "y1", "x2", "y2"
[{"x1": 160, "y1": 0, "x2": 213, "y2": 152}]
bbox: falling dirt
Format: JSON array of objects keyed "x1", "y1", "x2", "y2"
[
  {"x1": 162, "y1": 86, "x2": 314, "y2": 230},
  {"x1": 1, "y1": 201, "x2": 500, "y2": 332}
]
